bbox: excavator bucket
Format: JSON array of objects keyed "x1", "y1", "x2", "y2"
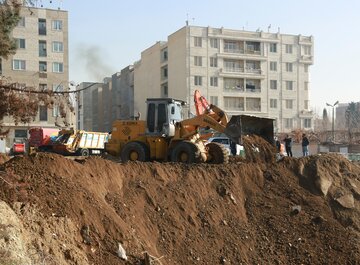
[{"x1": 225, "y1": 115, "x2": 274, "y2": 145}]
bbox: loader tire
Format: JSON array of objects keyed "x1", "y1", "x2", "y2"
[
  {"x1": 206, "y1": 142, "x2": 229, "y2": 164},
  {"x1": 121, "y1": 142, "x2": 149, "y2": 162},
  {"x1": 171, "y1": 141, "x2": 200, "y2": 163}
]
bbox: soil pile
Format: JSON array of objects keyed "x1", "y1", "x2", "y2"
[{"x1": 0, "y1": 147, "x2": 360, "y2": 264}]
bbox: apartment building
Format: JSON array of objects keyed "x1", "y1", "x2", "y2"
[
  {"x1": 0, "y1": 6, "x2": 73, "y2": 151},
  {"x1": 134, "y1": 25, "x2": 314, "y2": 133},
  {"x1": 77, "y1": 66, "x2": 134, "y2": 132}
]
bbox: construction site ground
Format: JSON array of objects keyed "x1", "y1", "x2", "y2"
[{"x1": 0, "y1": 135, "x2": 360, "y2": 265}]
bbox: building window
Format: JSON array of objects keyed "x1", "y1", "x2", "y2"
[
  {"x1": 210, "y1": 96, "x2": 218, "y2": 105},
  {"x1": 163, "y1": 67, "x2": 168, "y2": 78},
  {"x1": 161, "y1": 49, "x2": 168, "y2": 61},
  {"x1": 224, "y1": 78, "x2": 244, "y2": 91},
  {"x1": 39, "y1": 40, "x2": 47, "y2": 57},
  {"x1": 304, "y1": 81, "x2": 309, "y2": 90},
  {"x1": 38, "y1": 18, "x2": 46, "y2": 35},
  {"x1": 270, "y1": 80, "x2": 277, "y2": 90},
  {"x1": 286, "y1": 81, "x2": 293, "y2": 90},
  {"x1": 304, "y1": 118, "x2": 311, "y2": 128},
  {"x1": 270, "y1": 61, "x2": 277, "y2": 71},
  {"x1": 52, "y1": 41, "x2": 63, "y2": 52},
  {"x1": 246, "y1": 97, "x2": 261, "y2": 111},
  {"x1": 162, "y1": 84, "x2": 168, "y2": 96},
  {"x1": 270, "y1": 98, "x2": 277, "y2": 108},
  {"x1": 270, "y1": 43, "x2": 277, "y2": 53},
  {"x1": 194, "y1": 76, "x2": 202, "y2": 86},
  {"x1": 210, "y1": 57, "x2": 218, "y2": 67},
  {"x1": 194, "y1": 37, "x2": 202, "y2": 47},
  {"x1": 284, "y1": 118, "x2": 293, "y2": 129},
  {"x1": 39, "y1": 84, "x2": 47, "y2": 91},
  {"x1": 285, "y1": 44, "x2": 293, "y2": 54},
  {"x1": 194, "y1": 56, "x2": 202, "y2": 66},
  {"x1": 286, "y1": 62, "x2": 293, "y2": 72},
  {"x1": 53, "y1": 84, "x2": 64, "y2": 92},
  {"x1": 285, "y1": 99, "x2": 293, "y2": 109},
  {"x1": 17, "y1": 17, "x2": 25, "y2": 27},
  {"x1": 0, "y1": 58, "x2": 2, "y2": 75},
  {"x1": 16, "y1": 38, "x2": 25, "y2": 49},
  {"x1": 52, "y1": 62, "x2": 63, "y2": 73},
  {"x1": 39, "y1": 105, "x2": 48, "y2": 121},
  {"x1": 53, "y1": 105, "x2": 59, "y2": 117},
  {"x1": 52, "y1": 20, "x2": 63, "y2": 30},
  {"x1": 210, "y1": 38, "x2": 218, "y2": 48},
  {"x1": 224, "y1": 97, "x2": 244, "y2": 111},
  {"x1": 210, "y1": 77, "x2": 218, "y2": 87},
  {"x1": 304, "y1": 100, "x2": 309, "y2": 110},
  {"x1": 12, "y1": 59, "x2": 26, "y2": 70},
  {"x1": 14, "y1": 129, "x2": 27, "y2": 138},
  {"x1": 39, "y1": 61, "x2": 47, "y2": 72},
  {"x1": 304, "y1": 64, "x2": 309, "y2": 73},
  {"x1": 303, "y1": 45, "x2": 311, "y2": 55}
]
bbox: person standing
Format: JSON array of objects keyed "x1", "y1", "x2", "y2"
[
  {"x1": 284, "y1": 135, "x2": 293, "y2": 157},
  {"x1": 302, "y1": 133, "x2": 310, "y2": 156}
]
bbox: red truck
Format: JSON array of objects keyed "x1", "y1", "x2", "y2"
[{"x1": 28, "y1": 127, "x2": 59, "y2": 152}]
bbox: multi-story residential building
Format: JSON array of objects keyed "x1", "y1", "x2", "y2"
[
  {"x1": 0, "y1": 6, "x2": 74, "y2": 151},
  {"x1": 77, "y1": 66, "x2": 135, "y2": 132},
  {"x1": 134, "y1": 25, "x2": 314, "y2": 133}
]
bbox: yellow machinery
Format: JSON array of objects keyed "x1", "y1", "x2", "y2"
[
  {"x1": 106, "y1": 96, "x2": 240, "y2": 163},
  {"x1": 105, "y1": 92, "x2": 274, "y2": 164}
]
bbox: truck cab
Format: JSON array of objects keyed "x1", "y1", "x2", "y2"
[{"x1": 145, "y1": 98, "x2": 185, "y2": 137}]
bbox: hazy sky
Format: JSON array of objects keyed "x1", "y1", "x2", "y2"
[{"x1": 44, "y1": 0, "x2": 359, "y2": 113}]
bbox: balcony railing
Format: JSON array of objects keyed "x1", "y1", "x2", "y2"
[
  {"x1": 224, "y1": 67, "x2": 244, "y2": 73},
  {"x1": 245, "y1": 49, "x2": 261, "y2": 55},
  {"x1": 224, "y1": 48, "x2": 244, "y2": 54},
  {"x1": 245, "y1": 68, "x2": 262, "y2": 74},
  {"x1": 223, "y1": 86, "x2": 244, "y2": 92},
  {"x1": 245, "y1": 87, "x2": 261, "y2": 93}
]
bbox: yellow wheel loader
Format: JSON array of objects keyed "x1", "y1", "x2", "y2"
[{"x1": 105, "y1": 91, "x2": 274, "y2": 164}]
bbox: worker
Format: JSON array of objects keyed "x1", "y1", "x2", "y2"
[
  {"x1": 302, "y1": 133, "x2": 310, "y2": 156},
  {"x1": 275, "y1": 137, "x2": 281, "y2": 153},
  {"x1": 284, "y1": 134, "x2": 293, "y2": 157}
]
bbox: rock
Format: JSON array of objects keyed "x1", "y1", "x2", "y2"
[
  {"x1": 291, "y1": 205, "x2": 301, "y2": 215},
  {"x1": 315, "y1": 175, "x2": 332, "y2": 196},
  {"x1": 80, "y1": 225, "x2": 92, "y2": 245},
  {"x1": 117, "y1": 242, "x2": 128, "y2": 260},
  {"x1": 335, "y1": 194, "x2": 355, "y2": 209}
]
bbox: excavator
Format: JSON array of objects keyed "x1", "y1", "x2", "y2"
[{"x1": 105, "y1": 90, "x2": 274, "y2": 164}]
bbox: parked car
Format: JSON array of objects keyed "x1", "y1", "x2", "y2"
[{"x1": 206, "y1": 137, "x2": 244, "y2": 156}]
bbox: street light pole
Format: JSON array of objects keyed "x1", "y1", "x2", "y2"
[{"x1": 326, "y1": 101, "x2": 339, "y2": 142}]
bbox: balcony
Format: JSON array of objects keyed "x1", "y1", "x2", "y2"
[{"x1": 39, "y1": 72, "x2": 47, "y2": 78}]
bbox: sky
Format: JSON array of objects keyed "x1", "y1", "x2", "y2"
[{"x1": 40, "y1": 0, "x2": 360, "y2": 115}]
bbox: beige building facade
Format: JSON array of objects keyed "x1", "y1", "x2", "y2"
[
  {"x1": 0, "y1": 6, "x2": 73, "y2": 151},
  {"x1": 134, "y1": 25, "x2": 314, "y2": 133}
]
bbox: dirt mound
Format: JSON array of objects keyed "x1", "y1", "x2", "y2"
[{"x1": 0, "y1": 152, "x2": 360, "y2": 264}]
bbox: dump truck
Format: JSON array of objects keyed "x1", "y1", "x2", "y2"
[
  {"x1": 105, "y1": 90, "x2": 274, "y2": 163},
  {"x1": 51, "y1": 129, "x2": 109, "y2": 156}
]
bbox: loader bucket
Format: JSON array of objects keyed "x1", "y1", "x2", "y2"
[{"x1": 225, "y1": 115, "x2": 274, "y2": 145}]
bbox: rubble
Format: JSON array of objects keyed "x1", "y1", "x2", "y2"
[{"x1": 0, "y1": 137, "x2": 359, "y2": 264}]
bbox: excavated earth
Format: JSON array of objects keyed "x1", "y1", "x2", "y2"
[{"x1": 0, "y1": 135, "x2": 360, "y2": 264}]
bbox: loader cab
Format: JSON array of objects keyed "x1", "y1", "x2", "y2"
[{"x1": 146, "y1": 98, "x2": 185, "y2": 137}]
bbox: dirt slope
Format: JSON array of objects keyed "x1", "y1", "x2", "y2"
[{"x1": 0, "y1": 138, "x2": 360, "y2": 264}]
